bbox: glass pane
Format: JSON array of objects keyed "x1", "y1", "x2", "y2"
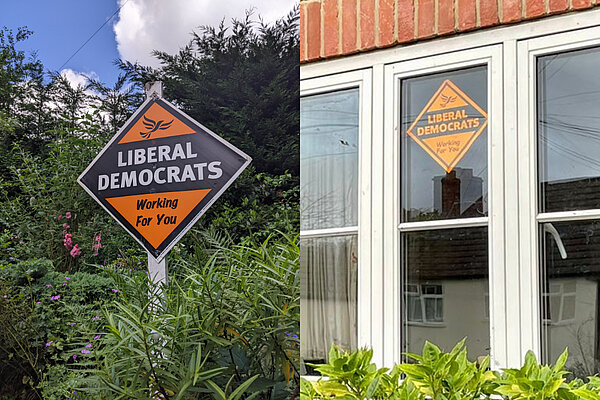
[
  {"x1": 540, "y1": 220, "x2": 600, "y2": 375},
  {"x1": 401, "y1": 66, "x2": 488, "y2": 222},
  {"x1": 300, "y1": 235, "x2": 358, "y2": 365},
  {"x1": 403, "y1": 227, "x2": 489, "y2": 359},
  {"x1": 300, "y1": 89, "x2": 359, "y2": 230},
  {"x1": 538, "y1": 47, "x2": 600, "y2": 213}
]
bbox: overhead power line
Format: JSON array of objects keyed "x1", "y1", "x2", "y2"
[{"x1": 58, "y1": 0, "x2": 131, "y2": 72}]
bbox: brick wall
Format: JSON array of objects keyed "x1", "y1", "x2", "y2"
[{"x1": 300, "y1": 0, "x2": 598, "y2": 62}]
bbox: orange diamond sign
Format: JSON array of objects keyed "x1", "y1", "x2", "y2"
[
  {"x1": 78, "y1": 96, "x2": 251, "y2": 261},
  {"x1": 406, "y1": 80, "x2": 488, "y2": 173}
]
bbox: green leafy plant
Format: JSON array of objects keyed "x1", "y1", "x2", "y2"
[
  {"x1": 400, "y1": 339, "x2": 496, "y2": 400},
  {"x1": 495, "y1": 349, "x2": 577, "y2": 400}
]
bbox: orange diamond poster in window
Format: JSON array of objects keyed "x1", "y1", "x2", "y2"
[{"x1": 406, "y1": 80, "x2": 488, "y2": 173}]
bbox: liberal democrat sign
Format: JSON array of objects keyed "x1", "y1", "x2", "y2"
[{"x1": 78, "y1": 95, "x2": 251, "y2": 261}]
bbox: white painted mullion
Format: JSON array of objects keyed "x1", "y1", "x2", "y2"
[
  {"x1": 517, "y1": 39, "x2": 541, "y2": 359},
  {"x1": 382, "y1": 63, "x2": 399, "y2": 368},
  {"x1": 368, "y1": 64, "x2": 385, "y2": 367},
  {"x1": 299, "y1": 226, "x2": 359, "y2": 238},
  {"x1": 488, "y1": 44, "x2": 507, "y2": 371},
  {"x1": 357, "y1": 68, "x2": 374, "y2": 358},
  {"x1": 502, "y1": 39, "x2": 523, "y2": 368}
]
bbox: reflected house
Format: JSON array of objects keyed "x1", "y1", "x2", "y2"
[{"x1": 433, "y1": 168, "x2": 484, "y2": 218}]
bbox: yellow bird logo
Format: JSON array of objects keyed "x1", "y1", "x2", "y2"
[
  {"x1": 140, "y1": 116, "x2": 174, "y2": 139},
  {"x1": 440, "y1": 94, "x2": 456, "y2": 108}
]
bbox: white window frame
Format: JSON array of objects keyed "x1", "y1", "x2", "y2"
[
  {"x1": 517, "y1": 25, "x2": 600, "y2": 361},
  {"x1": 300, "y1": 7, "x2": 600, "y2": 372},
  {"x1": 300, "y1": 69, "x2": 374, "y2": 363},
  {"x1": 384, "y1": 46, "x2": 505, "y2": 368}
]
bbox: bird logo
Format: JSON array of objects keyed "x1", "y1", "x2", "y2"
[
  {"x1": 140, "y1": 116, "x2": 174, "y2": 139},
  {"x1": 439, "y1": 94, "x2": 456, "y2": 108}
]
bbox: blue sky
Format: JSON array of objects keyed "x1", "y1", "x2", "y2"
[{"x1": 1, "y1": 0, "x2": 297, "y2": 87}]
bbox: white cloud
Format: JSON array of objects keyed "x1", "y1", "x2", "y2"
[
  {"x1": 60, "y1": 69, "x2": 98, "y2": 90},
  {"x1": 113, "y1": 0, "x2": 297, "y2": 67}
]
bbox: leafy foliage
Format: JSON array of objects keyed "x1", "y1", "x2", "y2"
[
  {"x1": 74, "y1": 234, "x2": 299, "y2": 399},
  {"x1": 302, "y1": 341, "x2": 600, "y2": 400}
]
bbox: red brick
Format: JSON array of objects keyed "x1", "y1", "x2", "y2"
[
  {"x1": 525, "y1": 0, "x2": 545, "y2": 18},
  {"x1": 397, "y1": 0, "x2": 415, "y2": 42},
  {"x1": 323, "y1": 0, "x2": 339, "y2": 56},
  {"x1": 548, "y1": 0, "x2": 568, "y2": 13},
  {"x1": 458, "y1": 0, "x2": 477, "y2": 30},
  {"x1": 480, "y1": 0, "x2": 499, "y2": 27},
  {"x1": 300, "y1": 4, "x2": 307, "y2": 62},
  {"x1": 438, "y1": 0, "x2": 455, "y2": 34},
  {"x1": 417, "y1": 0, "x2": 435, "y2": 38},
  {"x1": 501, "y1": 0, "x2": 522, "y2": 22},
  {"x1": 360, "y1": 0, "x2": 376, "y2": 49},
  {"x1": 378, "y1": 0, "x2": 395, "y2": 46},
  {"x1": 572, "y1": 0, "x2": 592, "y2": 9},
  {"x1": 306, "y1": 1, "x2": 321, "y2": 60},
  {"x1": 342, "y1": 0, "x2": 358, "y2": 53}
]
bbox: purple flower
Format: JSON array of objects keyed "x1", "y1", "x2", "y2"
[
  {"x1": 111, "y1": 289, "x2": 119, "y2": 293},
  {"x1": 92, "y1": 316, "x2": 100, "y2": 320},
  {"x1": 93, "y1": 335, "x2": 102, "y2": 340},
  {"x1": 69, "y1": 322, "x2": 76, "y2": 326},
  {"x1": 50, "y1": 295, "x2": 61, "y2": 301},
  {"x1": 85, "y1": 344, "x2": 92, "y2": 348},
  {"x1": 64, "y1": 276, "x2": 71, "y2": 280},
  {"x1": 62, "y1": 282, "x2": 67, "y2": 286},
  {"x1": 35, "y1": 301, "x2": 41, "y2": 304},
  {"x1": 81, "y1": 349, "x2": 90, "y2": 354},
  {"x1": 45, "y1": 341, "x2": 53, "y2": 347},
  {"x1": 2, "y1": 295, "x2": 6, "y2": 299},
  {"x1": 72, "y1": 354, "x2": 77, "y2": 360},
  {"x1": 45, "y1": 284, "x2": 52, "y2": 287}
]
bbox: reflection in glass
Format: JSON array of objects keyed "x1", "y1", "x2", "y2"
[
  {"x1": 538, "y1": 47, "x2": 600, "y2": 213},
  {"x1": 300, "y1": 235, "x2": 358, "y2": 365},
  {"x1": 403, "y1": 227, "x2": 489, "y2": 359},
  {"x1": 541, "y1": 220, "x2": 600, "y2": 375},
  {"x1": 401, "y1": 66, "x2": 488, "y2": 222},
  {"x1": 300, "y1": 90, "x2": 359, "y2": 230}
]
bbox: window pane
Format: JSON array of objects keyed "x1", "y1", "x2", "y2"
[
  {"x1": 401, "y1": 66, "x2": 488, "y2": 222},
  {"x1": 300, "y1": 235, "x2": 358, "y2": 364},
  {"x1": 538, "y1": 47, "x2": 600, "y2": 213},
  {"x1": 403, "y1": 227, "x2": 489, "y2": 358},
  {"x1": 300, "y1": 89, "x2": 359, "y2": 230},
  {"x1": 540, "y1": 220, "x2": 600, "y2": 375}
]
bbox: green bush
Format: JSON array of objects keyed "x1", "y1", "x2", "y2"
[
  {"x1": 72, "y1": 233, "x2": 299, "y2": 400},
  {"x1": 301, "y1": 340, "x2": 600, "y2": 400},
  {"x1": 0, "y1": 258, "x2": 116, "y2": 398}
]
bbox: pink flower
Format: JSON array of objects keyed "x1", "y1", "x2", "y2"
[
  {"x1": 69, "y1": 322, "x2": 75, "y2": 326},
  {"x1": 92, "y1": 316, "x2": 100, "y2": 320},
  {"x1": 50, "y1": 295, "x2": 61, "y2": 301},
  {"x1": 35, "y1": 301, "x2": 41, "y2": 304},
  {"x1": 64, "y1": 277, "x2": 71, "y2": 280},
  {"x1": 111, "y1": 289, "x2": 119, "y2": 293},
  {"x1": 81, "y1": 349, "x2": 90, "y2": 354},
  {"x1": 58, "y1": 215, "x2": 62, "y2": 220},
  {"x1": 63, "y1": 234, "x2": 73, "y2": 251},
  {"x1": 65, "y1": 212, "x2": 71, "y2": 219},
  {"x1": 95, "y1": 235, "x2": 101, "y2": 242},
  {"x1": 85, "y1": 344, "x2": 92, "y2": 348},
  {"x1": 45, "y1": 341, "x2": 53, "y2": 347},
  {"x1": 63, "y1": 223, "x2": 70, "y2": 230},
  {"x1": 45, "y1": 284, "x2": 52, "y2": 287},
  {"x1": 72, "y1": 354, "x2": 77, "y2": 360},
  {"x1": 70, "y1": 244, "x2": 81, "y2": 257}
]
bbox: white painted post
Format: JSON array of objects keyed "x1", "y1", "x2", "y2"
[{"x1": 144, "y1": 81, "x2": 168, "y2": 286}]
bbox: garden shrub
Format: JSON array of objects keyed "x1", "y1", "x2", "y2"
[
  {"x1": 301, "y1": 340, "x2": 600, "y2": 400},
  {"x1": 0, "y1": 258, "x2": 116, "y2": 398},
  {"x1": 71, "y1": 233, "x2": 299, "y2": 400}
]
